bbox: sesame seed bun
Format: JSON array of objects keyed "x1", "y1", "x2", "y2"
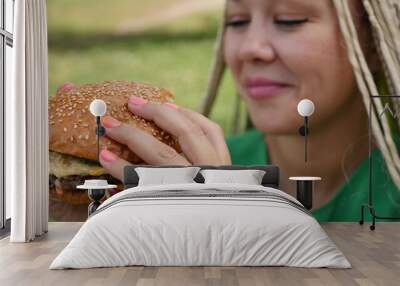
[
  {"x1": 49, "y1": 80, "x2": 181, "y2": 163},
  {"x1": 48, "y1": 80, "x2": 182, "y2": 221}
]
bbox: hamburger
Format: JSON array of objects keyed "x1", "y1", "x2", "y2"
[{"x1": 49, "y1": 80, "x2": 181, "y2": 221}]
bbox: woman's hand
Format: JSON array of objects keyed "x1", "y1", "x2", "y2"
[{"x1": 99, "y1": 95, "x2": 231, "y2": 181}]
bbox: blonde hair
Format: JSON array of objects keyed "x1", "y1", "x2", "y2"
[{"x1": 199, "y1": 0, "x2": 400, "y2": 190}]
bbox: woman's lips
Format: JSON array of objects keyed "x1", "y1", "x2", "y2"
[{"x1": 244, "y1": 78, "x2": 290, "y2": 99}]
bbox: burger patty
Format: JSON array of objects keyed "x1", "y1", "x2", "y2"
[
  {"x1": 49, "y1": 150, "x2": 123, "y2": 194},
  {"x1": 49, "y1": 173, "x2": 122, "y2": 193}
]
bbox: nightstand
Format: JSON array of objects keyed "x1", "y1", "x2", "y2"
[
  {"x1": 77, "y1": 180, "x2": 117, "y2": 217},
  {"x1": 289, "y1": 177, "x2": 322, "y2": 210}
]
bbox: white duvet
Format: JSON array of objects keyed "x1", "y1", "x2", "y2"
[{"x1": 50, "y1": 183, "x2": 351, "y2": 269}]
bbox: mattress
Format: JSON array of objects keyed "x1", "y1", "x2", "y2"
[{"x1": 50, "y1": 183, "x2": 351, "y2": 269}]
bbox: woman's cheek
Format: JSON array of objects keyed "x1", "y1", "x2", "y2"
[{"x1": 224, "y1": 34, "x2": 242, "y2": 78}]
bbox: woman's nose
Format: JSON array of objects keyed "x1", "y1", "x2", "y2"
[{"x1": 237, "y1": 24, "x2": 277, "y2": 64}]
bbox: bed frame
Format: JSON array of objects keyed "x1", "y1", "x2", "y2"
[{"x1": 123, "y1": 165, "x2": 280, "y2": 189}]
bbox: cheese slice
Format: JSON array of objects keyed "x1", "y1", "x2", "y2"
[{"x1": 49, "y1": 151, "x2": 108, "y2": 178}]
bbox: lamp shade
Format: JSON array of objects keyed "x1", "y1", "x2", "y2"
[
  {"x1": 297, "y1": 99, "x2": 315, "y2": 117},
  {"x1": 89, "y1": 99, "x2": 107, "y2": 117}
]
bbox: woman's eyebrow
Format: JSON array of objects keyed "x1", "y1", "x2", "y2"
[
  {"x1": 226, "y1": 0, "x2": 244, "y2": 11},
  {"x1": 227, "y1": 0, "x2": 244, "y2": 9},
  {"x1": 227, "y1": 0, "x2": 244, "y2": 5},
  {"x1": 278, "y1": 0, "x2": 323, "y2": 11},
  {"x1": 226, "y1": 0, "x2": 318, "y2": 10}
]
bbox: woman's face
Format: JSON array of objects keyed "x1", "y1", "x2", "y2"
[{"x1": 224, "y1": 0, "x2": 364, "y2": 134}]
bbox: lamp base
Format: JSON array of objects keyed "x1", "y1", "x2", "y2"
[
  {"x1": 298, "y1": 126, "x2": 309, "y2": 137},
  {"x1": 87, "y1": 188, "x2": 106, "y2": 216},
  {"x1": 296, "y1": 181, "x2": 313, "y2": 210}
]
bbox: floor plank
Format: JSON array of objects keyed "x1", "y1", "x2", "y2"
[{"x1": 0, "y1": 222, "x2": 399, "y2": 286}]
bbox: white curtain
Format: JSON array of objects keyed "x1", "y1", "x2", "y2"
[{"x1": 7, "y1": 0, "x2": 49, "y2": 242}]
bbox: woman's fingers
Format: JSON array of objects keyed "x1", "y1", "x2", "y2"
[
  {"x1": 177, "y1": 106, "x2": 232, "y2": 165},
  {"x1": 101, "y1": 116, "x2": 191, "y2": 165},
  {"x1": 128, "y1": 96, "x2": 221, "y2": 165},
  {"x1": 99, "y1": 149, "x2": 133, "y2": 182}
]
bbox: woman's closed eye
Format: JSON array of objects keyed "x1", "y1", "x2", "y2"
[
  {"x1": 225, "y1": 18, "x2": 309, "y2": 29},
  {"x1": 274, "y1": 18, "x2": 309, "y2": 27},
  {"x1": 225, "y1": 19, "x2": 250, "y2": 28}
]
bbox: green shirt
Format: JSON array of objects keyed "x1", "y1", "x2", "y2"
[{"x1": 226, "y1": 128, "x2": 400, "y2": 222}]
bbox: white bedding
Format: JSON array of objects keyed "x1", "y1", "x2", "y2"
[{"x1": 50, "y1": 183, "x2": 351, "y2": 269}]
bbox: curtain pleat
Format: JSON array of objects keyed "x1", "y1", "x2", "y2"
[
  {"x1": 9, "y1": 0, "x2": 27, "y2": 242},
  {"x1": 9, "y1": 0, "x2": 49, "y2": 242}
]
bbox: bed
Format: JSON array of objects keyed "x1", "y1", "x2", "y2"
[{"x1": 49, "y1": 165, "x2": 351, "y2": 269}]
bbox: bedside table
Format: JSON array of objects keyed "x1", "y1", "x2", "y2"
[
  {"x1": 289, "y1": 177, "x2": 322, "y2": 210},
  {"x1": 77, "y1": 180, "x2": 117, "y2": 217}
]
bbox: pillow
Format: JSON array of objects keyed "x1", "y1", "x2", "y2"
[
  {"x1": 200, "y1": 169, "x2": 266, "y2": 185},
  {"x1": 135, "y1": 167, "x2": 201, "y2": 186}
]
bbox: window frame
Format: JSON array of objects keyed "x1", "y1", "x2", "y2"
[{"x1": 1, "y1": 0, "x2": 14, "y2": 232}]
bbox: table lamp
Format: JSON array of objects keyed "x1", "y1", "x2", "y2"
[
  {"x1": 297, "y1": 99, "x2": 315, "y2": 163},
  {"x1": 89, "y1": 99, "x2": 107, "y2": 162},
  {"x1": 76, "y1": 99, "x2": 114, "y2": 217}
]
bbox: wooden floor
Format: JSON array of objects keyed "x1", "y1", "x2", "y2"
[{"x1": 0, "y1": 222, "x2": 399, "y2": 286}]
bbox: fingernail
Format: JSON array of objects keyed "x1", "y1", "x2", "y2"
[
  {"x1": 165, "y1": 102, "x2": 179, "y2": 109},
  {"x1": 102, "y1": 116, "x2": 121, "y2": 128},
  {"x1": 100, "y1": 149, "x2": 118, "y2": 163},
  {"x1": 129, "y1": 95, "x2": 148, "y2": 105},
  {"x1": 57, "y1": 82, "x2": 75, "y2": 93}
]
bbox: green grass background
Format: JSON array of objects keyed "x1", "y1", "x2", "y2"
[{"x1": 47, "y1": 0, "x2": 248, "y2": 134}]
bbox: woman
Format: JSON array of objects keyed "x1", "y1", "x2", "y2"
[{"x1": 98, "y1": 0, "x2": 400, "y2": 221}]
